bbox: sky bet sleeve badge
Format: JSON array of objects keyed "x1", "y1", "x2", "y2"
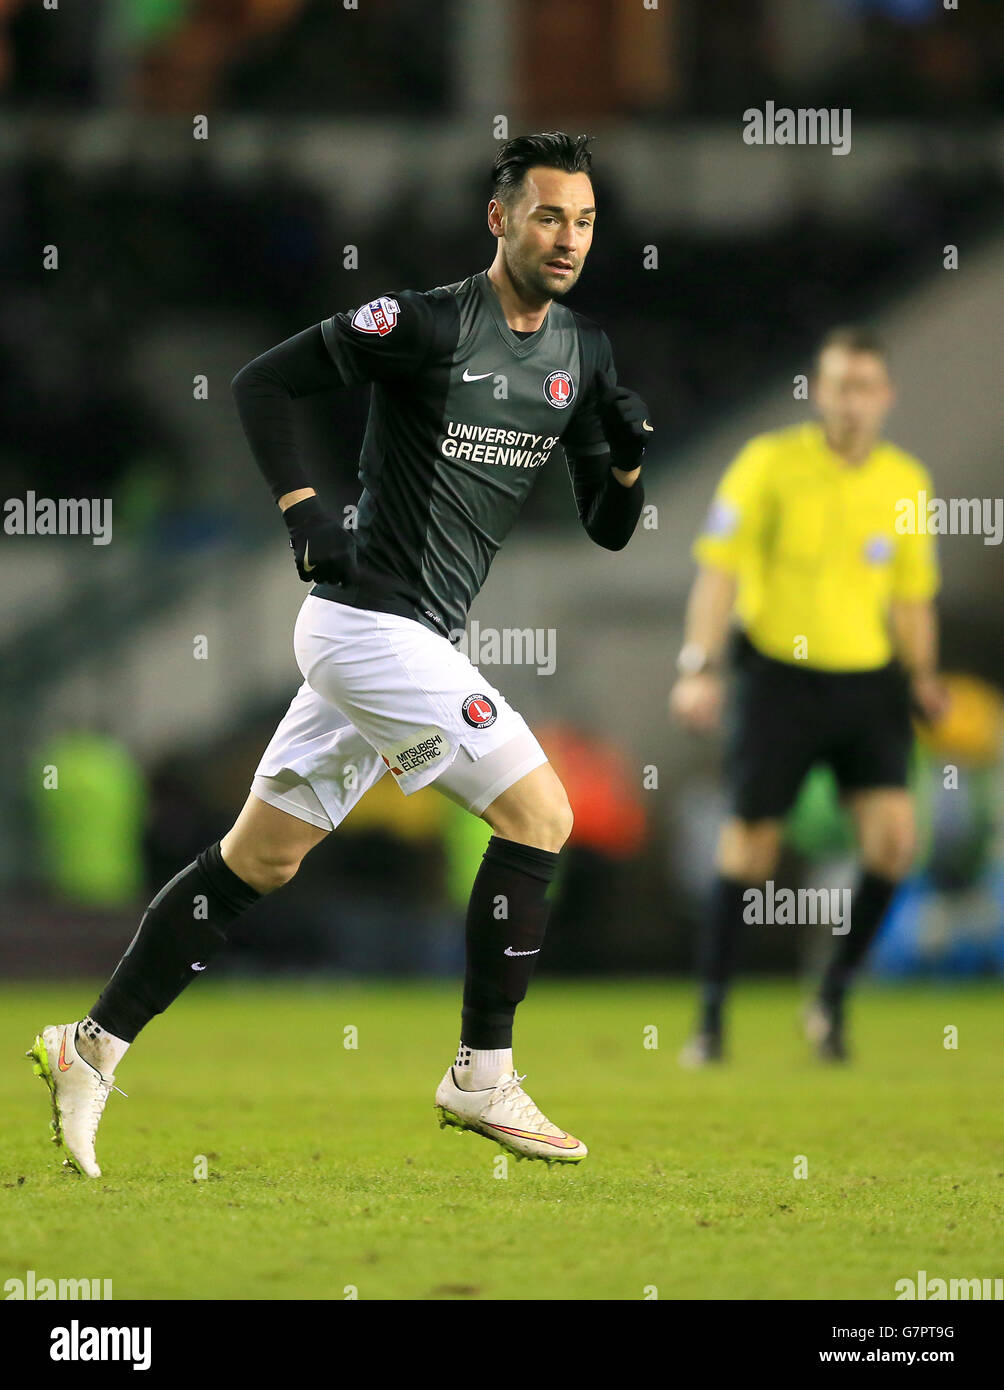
[{"x1": 351, "y1": 296, "x2": 401, "y2": 336}]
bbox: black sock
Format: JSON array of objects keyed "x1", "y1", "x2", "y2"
[
  {"x1": 89, "y1": 841, "x2": 261, "y2": 1042},
  {"x1": 461, "y1": 836, "x2": 559, "y2": 1050},
  {"x1": 697, "y1": 875, "x2": 750, "y2": 1035},
  {"x1": 819, "y1": 870, "x2": 898, "y2": 1007}
]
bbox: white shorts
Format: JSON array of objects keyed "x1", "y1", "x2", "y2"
[{"x1": 251, "y1": 596, "x2": 548, "y2": 830}]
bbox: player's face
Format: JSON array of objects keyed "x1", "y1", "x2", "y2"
[
  {"x1": 813, "y1": 348, "x2": 895, "y2": 446},
  {"x1": 498, "y1": 167, "x2": 595, "y2": 301}
]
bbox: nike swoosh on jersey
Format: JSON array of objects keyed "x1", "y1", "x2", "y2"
[
  {"x1": 483, "y1": 1122, "x2": 580, "y2": 1149},
  {"x1": 302, "y1": 542, "x2": 315, "y2": 574},
  {"x1": 642, "y1": 419, "x2": 654, "y2": 431},
  {"x1": 503, "y1": 946, "x2": 540, "y2": 956},
  {"x1": 462, "y1": 368, "x2": 494, "y2": 382},
  {"x1": 58, "y1": 1029, "x2": 73, "y2": 1071}
]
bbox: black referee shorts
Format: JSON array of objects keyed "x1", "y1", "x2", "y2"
[{"x1": 725, "y1": 630, "x2": 914, "y2": 822}]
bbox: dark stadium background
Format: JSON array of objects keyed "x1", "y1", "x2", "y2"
[{"x1": 2, "y1": 0, "x2": 1003, "y2": 990}]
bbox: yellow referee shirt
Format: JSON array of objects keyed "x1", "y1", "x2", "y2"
[{"x1": 693, "y1": 423, "x2": 939, "y2": 671}]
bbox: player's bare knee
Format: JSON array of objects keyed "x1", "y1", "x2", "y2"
[
  {"x1": 485, "y1": 791, "x2": 573, "y2": 853},
  {"x1": 224, "y1": 844, "x2": 303, "y2": 895},
  {"x1": 864, "y1": 830, "x2": 915, "y2": 881},
  {"x1": 857, "y1": 799, "x2": 916, "y2": 880},
  {"x1": 717, "y1": 820, "x2": 781, "y2": 883},
  {"x1": 252, "y1": 855, "x2": 302, "y2": 894},
  {"x1": 547, "y1": 794, "x2": 575, "y2": 850},
  {"x1": 737, "y1": 848, "x2": 779, "y2": 883}
]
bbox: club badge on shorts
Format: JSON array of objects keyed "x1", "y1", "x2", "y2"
[
  {"x1": 351, "y1": 296, "x2": 400, "y2": 337},
  {"x1": 462, "y1": 694, "x2": 497, "y2": 729},
  {"x1": 543, "y1": 370, "x2": 575, "y2": 409}
]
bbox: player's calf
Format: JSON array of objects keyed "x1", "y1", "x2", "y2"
[{"x1": 434, "y1": 820, "x2": 584, "y2": 1159}]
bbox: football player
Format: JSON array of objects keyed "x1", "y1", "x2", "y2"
[{"x1": 30, "y1": 131, "x2": 654, "y2": 1174}]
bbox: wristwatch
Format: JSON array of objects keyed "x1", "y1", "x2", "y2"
[{"x1": 676, "y1": 642, "x2": 712, "y2": 677}]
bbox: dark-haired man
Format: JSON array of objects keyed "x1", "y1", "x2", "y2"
[
  {"x1": 670, "y1": 328, "x2": 945, "y2": 1064},
  {"x1": 30, "y1": 132, "x2": 654, "y2": 1173}
]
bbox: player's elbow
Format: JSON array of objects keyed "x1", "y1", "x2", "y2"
[
  {"x1": 230, "y1": 363, "x2": 250, "y2": 399},
  {"x1": 584, "y1": 515, "x2": 638, "y2": 550},
  {"x1": 231, "y1": 358, "x2": 287, "y2": 402},
  {"x1": 230, "y1": 361, "x2": 257, "y2": 398},
  {"x1": 590, "y1": 529, "x2": 630, "y2": 552}
]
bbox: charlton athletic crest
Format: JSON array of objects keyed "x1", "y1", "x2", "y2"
[
  {"x1": 543, "y1": 369, "x2": 575, "y2": 409},
  {"x1": 351, "y1": 296, "x2": 400, "y2": 336},
  {"x1": 462, "y1": 694, "x2": 497, "y2": 729}
]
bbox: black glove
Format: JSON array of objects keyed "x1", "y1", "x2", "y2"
[
  {"x1": 283, "y1": 496, "x2": 356, "y2": 585},
  {"x1": 595, "y1": 369, "x2": 653, "y2": 470}
]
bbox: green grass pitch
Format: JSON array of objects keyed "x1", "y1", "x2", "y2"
[{"x1": 1, "y1": 979, "x2": 1001, "y2": 1300}]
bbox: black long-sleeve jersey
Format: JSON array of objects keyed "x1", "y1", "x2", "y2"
[{"x1": 232, "y1": 268, "x2": 644, "y2": 643}]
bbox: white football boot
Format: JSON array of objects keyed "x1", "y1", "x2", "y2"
[
  {"x1": 435, "y1": 1066, "x2": 587, "y2": 1164},
  {"x1": 26, "y1": 1023, "x2": 125, "y2": 1177}
]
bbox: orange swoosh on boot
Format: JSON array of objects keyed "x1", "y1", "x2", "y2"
[{"x1": 483, "y1": 1123, "x2": 579, "y2": 1149}]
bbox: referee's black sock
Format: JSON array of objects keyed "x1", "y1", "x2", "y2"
[
  {"x1": 460, "y1": 836, "x2": 559, "y2": 1050},
  {"x1": 697, "y1": 875, "x2": 750, "y2": 1036},
  {"x1": 88, "y1": 841, "x2": 261, "y2": 1043},
  {"x1": 819, "y1": 869, "x2": 899, "y2": 1008}
]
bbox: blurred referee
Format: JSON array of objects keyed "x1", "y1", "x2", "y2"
[{"x1": 670, "y1": 327, "x2": 947, "y2": 1063}]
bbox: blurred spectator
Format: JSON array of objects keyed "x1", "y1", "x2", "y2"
[{"x1": 31, "y1": 729, "x2": 146, "y2": 907}]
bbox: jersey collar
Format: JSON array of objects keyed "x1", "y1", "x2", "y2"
[
  {"x1": 476, "y1": 269, "x2": 551, "y2": 358},
  {"x1": 811, "y1": 422, "x2": 882, "y2": 473}
]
